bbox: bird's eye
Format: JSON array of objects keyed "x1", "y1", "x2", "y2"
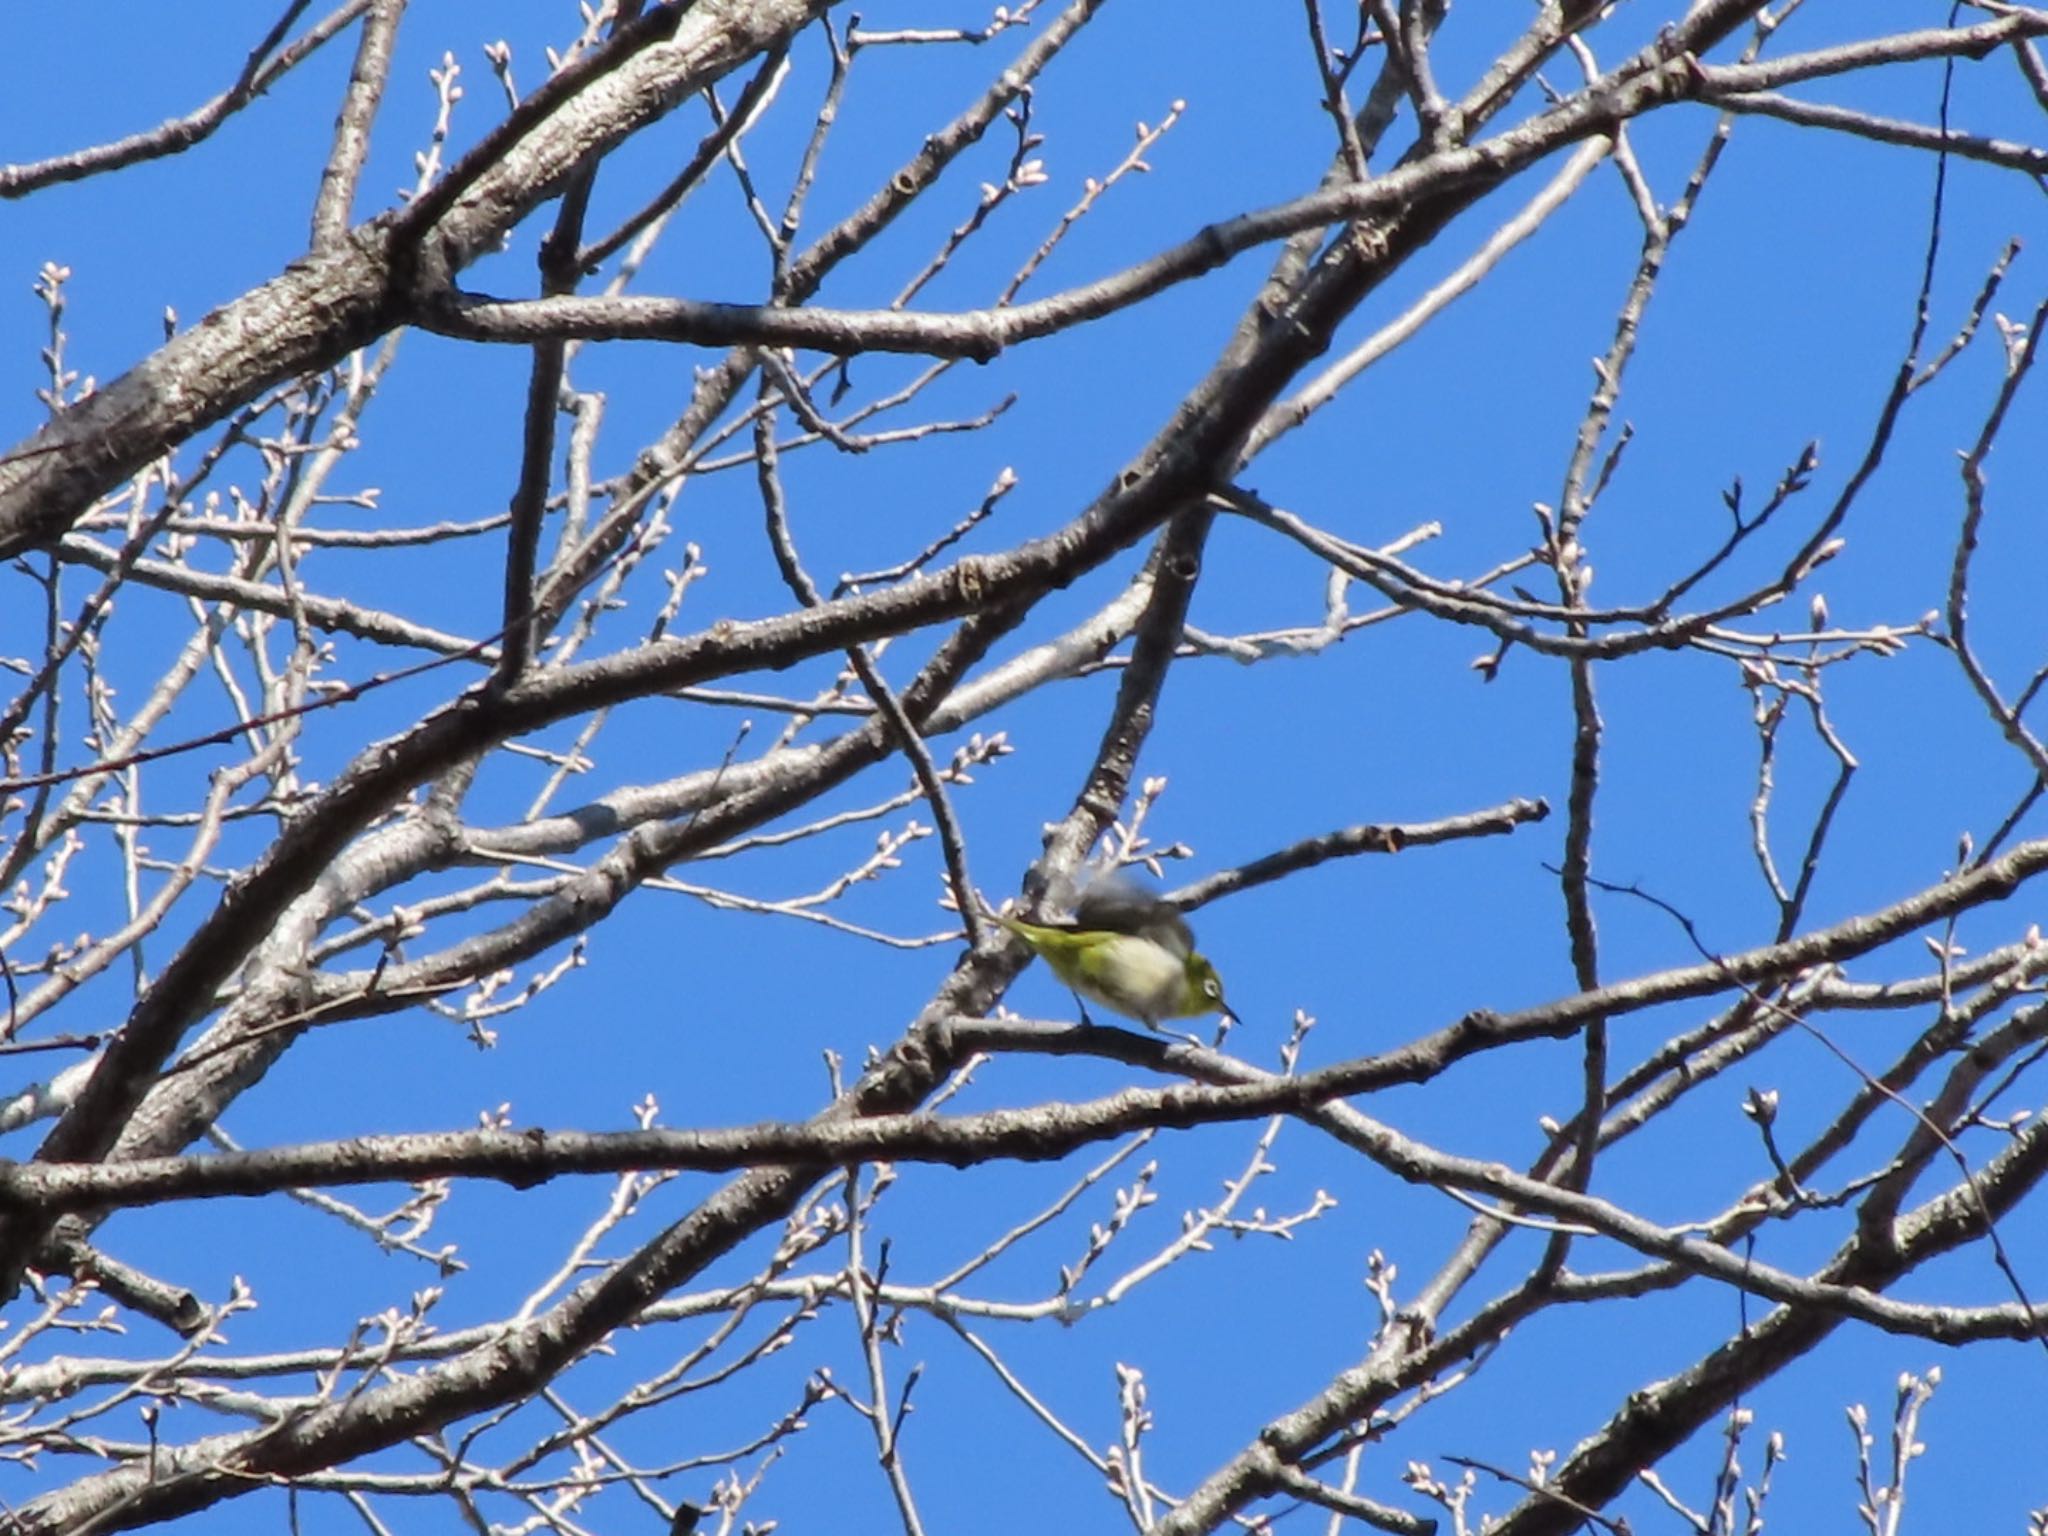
[{"x1": 1205, "y1": 978, "x2": 1222, "y2": 999}]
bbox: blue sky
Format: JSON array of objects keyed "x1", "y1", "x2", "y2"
[{"x1": 4, "y1": 2, "x2": 2047, "y2": 1532}]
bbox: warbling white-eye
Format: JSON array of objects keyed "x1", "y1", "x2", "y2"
[{"x1": 996, "y1": 876, "x2": 1234, "y2": 1034}]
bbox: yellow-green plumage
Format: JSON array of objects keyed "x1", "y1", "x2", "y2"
[{"x1": 997, "y1": 913, "x2": 1230, "y2": 1029}]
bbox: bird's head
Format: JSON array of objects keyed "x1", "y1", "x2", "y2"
[{"x1": 1183, "y1": 954, "x2": 1233, "y2": 1022}]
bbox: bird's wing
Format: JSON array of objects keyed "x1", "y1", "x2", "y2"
[{"x1": 1070, "y1": 874, "x2": 1195, "y2": 959}]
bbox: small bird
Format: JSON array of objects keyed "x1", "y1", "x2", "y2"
[{"x1": 996, "y1": 876, "x2": 1234, "y2": 1036}]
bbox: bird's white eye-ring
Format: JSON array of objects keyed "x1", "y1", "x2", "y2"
[{"x1": 1205, "y1": 978, "x2": 1222, "y2": 999}]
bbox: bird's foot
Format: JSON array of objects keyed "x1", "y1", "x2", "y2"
[{"x1": 1154, "y1": 1022, "x2": 1208, "y2": 1050}]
